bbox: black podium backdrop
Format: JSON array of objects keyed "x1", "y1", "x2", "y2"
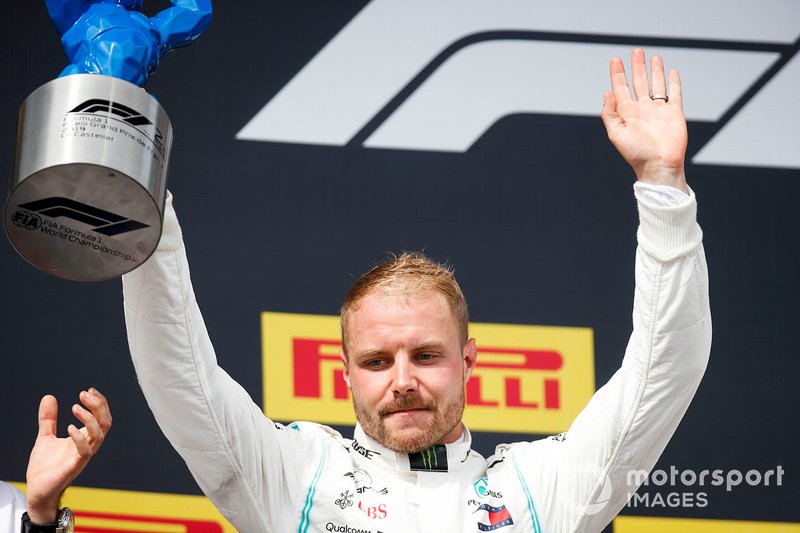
[{"x1": 2, "y1": 1, "x2": 798, "y2": 531}]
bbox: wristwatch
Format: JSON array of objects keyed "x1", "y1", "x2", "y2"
[{"x1": 21, "y1": 508, "x2": 74, "y2": 533}]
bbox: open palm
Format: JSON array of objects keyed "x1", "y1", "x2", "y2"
[
  {"x1": 25, "y1": 389, "x2": 112, "y2": 523},
  {"x1": 601, "y1": 49, "x2": 688, "y2": 193}
]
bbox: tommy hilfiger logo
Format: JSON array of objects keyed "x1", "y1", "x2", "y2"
[
  {"x1": 473, "y1": 503, "x2": 514, "y2": 531},
  {"x1": 16, "y1": 197, "x2": 149, "y2": 236}
]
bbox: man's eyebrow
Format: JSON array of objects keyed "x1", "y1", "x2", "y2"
[
  {"x1": 352, "y1": 348, "x2": 388, "y2": 360},
  {"x1": 352, "y1": 341, "x2": 448, "y2": 359},
  {"x1": 414, "y1": 341, "x2": 448, "y2": 351}
]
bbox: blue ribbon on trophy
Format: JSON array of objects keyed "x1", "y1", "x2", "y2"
[{"x1": 5, "y1": 1, "x2": 212, "y2": 281}]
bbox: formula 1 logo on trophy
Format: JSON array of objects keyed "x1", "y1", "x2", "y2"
[{"x1": 5, "y1": 0, "x2": 212, "y2": 280}]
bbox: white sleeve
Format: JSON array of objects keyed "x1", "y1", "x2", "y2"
[
  {"x1": 510, "y1": 187, "x2": 711, "y2": 532},
  {"x1": 633, "y1": 182, "x2": 691, "y2": 207},
  {"x1": 0, "y1": 482, "x2": 27, "y2": 532},
  {"x1": 122, "y1": 193, "x2": 321, "y2": 532}
]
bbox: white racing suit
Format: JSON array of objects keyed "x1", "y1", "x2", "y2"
[
  {"x1": 123, "y1": 186, "x2": 711, "y2": 533},
  {"x1": 0, "y1": 481, "x2": 26, "y2": 532}
]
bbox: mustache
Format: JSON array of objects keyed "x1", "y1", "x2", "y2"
[{"x1": 378, "y1": 394, "x2": 436, "y2": 416}]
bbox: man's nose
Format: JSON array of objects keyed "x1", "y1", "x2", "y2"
[{"x1": 391, "y1": 357, "x2": 417, "y2": 394}]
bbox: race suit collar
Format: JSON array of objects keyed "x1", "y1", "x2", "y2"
[{"x1": 352, "y1": 423, "x2": 475, "y2": 473}]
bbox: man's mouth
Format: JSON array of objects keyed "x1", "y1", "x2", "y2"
[
  {"x1": 378, "y1": 394, "x2": 436, "y2": 417},
  {"x1": 380, "y1": 403, "x2": 433, "y2": 417},
  {"x1": 384, "y1": 408, "x2": 428, "y2": 416}
]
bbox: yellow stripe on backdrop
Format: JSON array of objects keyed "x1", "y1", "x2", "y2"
[
  {"x1": 10, "y1": 483, "x2": 800, "y2": 531},
  {"x1": 9, "y1": 482, "x2": 236, "y2": 532},
  {"x1": 615, "y1": 516, "x2": 800, "y2": 532}
]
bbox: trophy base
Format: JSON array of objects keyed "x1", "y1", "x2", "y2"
[
  {"x1": 5, "y1": 74, "x2": 172, "y2": 281},
  {"x1": 6, "y1": 163, "x2": 163, "y2": 281}
]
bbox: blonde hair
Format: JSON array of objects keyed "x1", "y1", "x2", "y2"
[{"x1": 340, "y1": 252, "x2": 469, "y2": 354}]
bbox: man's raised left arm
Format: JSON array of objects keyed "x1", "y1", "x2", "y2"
[{"x1": 503, "y1": 49, "x2": 711, "y2": 533}]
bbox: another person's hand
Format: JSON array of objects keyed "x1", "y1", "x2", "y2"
[
  {"x1": 25, "y1": 388, "x2": 112, "y2": 523},
  {"x1": 601, "y1": 48, "x2": 689, "y2": 193}
]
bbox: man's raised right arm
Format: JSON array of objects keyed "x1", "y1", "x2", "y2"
[{"x1": 122, "y1": 193, "x2": 319, "y2": 531}]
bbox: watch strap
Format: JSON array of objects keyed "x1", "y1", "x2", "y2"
[
  {"x1": 21, "y1": 508, "x2": 73, "y2": 533},
  {"x1": 21, "y1": 512, "x2": 58, "y2": 533}
]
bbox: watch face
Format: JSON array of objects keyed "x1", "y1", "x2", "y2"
[{"x1": 56, "y1": 507, "x2": 75, "y2": 533}]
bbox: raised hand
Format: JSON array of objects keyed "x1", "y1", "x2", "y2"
[
  {"x1": 601, "y1": 48, "x2": 689, "y2": 193},
  {"x1": 25, "y1": 389, "x2": 112, "y2": 523}
]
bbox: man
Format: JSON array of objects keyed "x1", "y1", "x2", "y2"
[
  {"x1": 122, "y1": 49, "x2": 711, "y2": 532},
  {"x1": 1, "y1": 388, "x2": 113, "y2": 532}
]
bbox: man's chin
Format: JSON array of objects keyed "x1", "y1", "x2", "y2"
[{"x1": 354, "y1": 395, "x2": 464, "y2": 453}]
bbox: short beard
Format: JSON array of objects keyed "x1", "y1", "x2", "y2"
[{"x1": 353, "y1": 388, "x2": 465, "y2": 454}]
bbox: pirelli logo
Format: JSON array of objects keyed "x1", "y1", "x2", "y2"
[{"x1": 261, "y1": 312, "x2": 595, "y2": 434}]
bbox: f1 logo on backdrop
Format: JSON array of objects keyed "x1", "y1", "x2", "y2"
[
  {"x1": 261, "y1": 312, "x2": 594, "y2": 434},
  {"x1": 238, "y1": 0, "x2": 800, "y2": 169}
]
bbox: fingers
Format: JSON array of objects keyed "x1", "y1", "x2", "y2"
[
  {"x1": 80, "y1": 388, "x2": 112, "y2": 433},
  {"x1": 72, "y1": 402, "x2": 103, "y2": 447},
  {"x1": 611, "y1": 50, "x2": 680, "y2": 105},
  {"x1": 67, "y1": 424, "x2": 92, "y2": 458},
  {"x1": 609, "y1": 56, "x2": 632, "y2": 104},
  {"x1": 650, "y1": 55, "x2": 667, "y2": 98},
  {"x1": 631, "y1": 48, "x2": 650, "y2": 100},
  {"x1": 37, "y1": 395, "x2": 58, "y2": 438},
  {"x1": 668, "y1": 68, "x2": 683, "y2": 109},
  {"x1": 600, "y1": 91, "x2": 623, "y2": 137},
  {"x1": 73, "y1": 388, "x2": 111, "y2": 452}
]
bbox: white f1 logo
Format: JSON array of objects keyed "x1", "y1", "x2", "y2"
[{"x1": 237, "y1": 0, "x2": 800, "y2": 169}]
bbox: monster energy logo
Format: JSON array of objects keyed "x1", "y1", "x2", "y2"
[{"x1": 409, "y1": 444, "x2": 448, "y2": 472}]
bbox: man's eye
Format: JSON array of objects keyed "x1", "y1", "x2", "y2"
[
  {"x1": 417, "y1": 353, "x2": 435, "y2": 362},
  {"x1": 366, "y1": 359, "x2": 385, "y2": 368}
]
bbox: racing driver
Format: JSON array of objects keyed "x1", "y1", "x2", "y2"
[{"x1": 122, "y1": 49, "x2": 711, "y2": 532}]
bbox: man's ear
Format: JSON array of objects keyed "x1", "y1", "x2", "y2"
[
  {"x1": 339, "y1": 349, "x2": 352, "y2": 388},
  {"x1": 463, "y1": 338, "x2": 477, "y2": 382}
]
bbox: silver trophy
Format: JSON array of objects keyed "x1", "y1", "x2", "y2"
[{"x1": 5, "y1": 0, "x2": 212, "y2": 281}]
